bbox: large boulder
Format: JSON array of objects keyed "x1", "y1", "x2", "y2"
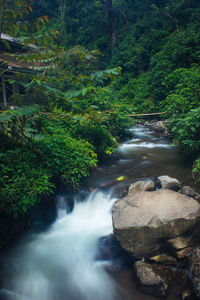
[{"x1": 112, "y1": 189, "x2": 200, "y2": 258}]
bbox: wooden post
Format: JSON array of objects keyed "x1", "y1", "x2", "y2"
[{"x1": 2, "y1": 75, "x2": 7, "y2": 108}]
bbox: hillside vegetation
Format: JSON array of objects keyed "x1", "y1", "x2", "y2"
[{"x1": 0, "y1": 0, "x2": 200, "y2": 217}]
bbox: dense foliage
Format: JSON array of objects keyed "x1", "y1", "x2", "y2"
[
  {"x1": 0, "y1": 1, "x2": 133, "y2": 216},
  {"x1": 0, "y1": 120, "x2": 97, "y2": 216},
  {"x1": 1, "y1": 0, "x2": 200, "y2": 217}
]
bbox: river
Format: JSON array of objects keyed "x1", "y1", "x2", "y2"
[{"x1": 0, "y1": 124, "x2": 197, "y2": 300}]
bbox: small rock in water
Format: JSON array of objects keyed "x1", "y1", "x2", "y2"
[
  {"x1": 149, "y1": 253, "x2": 178, "y2": 266},
  {"x1": 111, "y1": 183, "x2": 129, "y2": 199},
  {"x1": 156, "y1": 175, "x2": 181, "y2": 191},
  {"x1": 154, "y1": 121, "x2": 166, "y2": 132},
  {"x1": 168, "y1": 236, "x2": 192, "y2": 250},
  {"x1": 96, "y1": 234, "x2": 131, "y2": 271},
  {"x1": 128, "y1": 180, "x2": 155, "y2": 194},
  {"x1": 181, "y1": 186, "x2": 198, "y2": 198},
  {"x1": 181, "y1": 289, "x2": 197, "y2": 300},
  {"x1": 177, "y1": 247, "x2": 193, "y2": 259},
  {"x1": 134, "y1": 261, "x2": 173, "y2": 298}
]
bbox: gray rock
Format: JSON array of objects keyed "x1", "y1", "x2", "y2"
[
  {"x1": 182, "y1": 186, "x2": 198, "y2": 198},
  {"x1": 128, "y1": 180, "x2": 155, "y2": 194},
  {"x1": 112, "y1": 189, "x2": 200, "y2": 258},
  {"x1": 163, "y1": 129, "x2": 169, "y2": 136},
  {"x1": 195, "y1": 194, "x2": 200, "y2": 202},
  {"x1": 154, "y1": 121, "x2": 166, "y2": 132},
  {"x1": 134, "y1": 261, "x2": 173, "y2": 297},
  {"x1": 157, "y1": 175, "x2": 181, "y2": 191}
]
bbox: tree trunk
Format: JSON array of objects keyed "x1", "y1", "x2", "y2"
[
  {"x1": 100, "y1": 0, "x2": 116, "y2": 54},
  {"x1": 106, "y1": 0, "x2": 116, "y2": 49},
  {"x1": 2, "y1": 75, "x2": 7, "y2": 108},
  {"x1": 60, "y1": 0, "x2": 66, "y2": 22}
]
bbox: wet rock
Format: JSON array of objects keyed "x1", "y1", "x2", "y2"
[
  {"x1": 96, "y1": 234, "x2": 132, "y2": 271},
  {"x1": 181, "y1": 289, "x2": 193, "y2": 300},
  {"x1": 182, "y1": 186, "x2": 198, "y2": 198},
  {"x1": 111, "y1": 183, "x2": 129, "y2": 199},
  {"x1": 97, "y1": 234, "x2": 124, "y2": 261},
  {"x1": 128, "y1": 180, "x2": 155, "y2": 194},
  {"x1": 144, "y1": 121, "x2": 151, "y2": 126},
  {"x1": 174, "y1": 269, "x2": 188, "y2": 288},
  {"x1": 134, "y1": 261, "x2": 173, "y2": 297},
  {"x1": 188, "y1": 248, "x2": 200, "y2": 298},
  {"x1": 112, "y1": 189, "x2": 200, "y2": 258},
  {"x1": 168, "y1": 236, "x2": 191, "y2": 250},
  {"x1": 149, "y1": 253, "x2": 178, "y2": 266},
  {"x1": 156, "y1": 175, "x2": 181, "y2": 191},
  {"x1": 144, "y1": 120, "x2": 169, "y2": 134},
  {"x1": 195, "y1": 194, "x2": 200, "y2": 202},
  {"x1": 154, "y1": 121, "x2": 166, "y2": 132},
  {"x1": 177, "y1": 247, "x2": 193, "y2": 260},
  {"x1": 163, "y1": 129, "x2": 169, "y2": 137},
  {"x1": 181, "y1": 186, "x2": 200, "y2": 203}
]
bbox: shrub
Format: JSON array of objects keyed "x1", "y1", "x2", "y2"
[
  {"x1": 0, "y1": 122, "x2": 97, "y2": 217},
  {"x1": 168, "y1": 107, "x2": 200, "y2": 154},
  {"x1": 193, "y1": 157, "x2": 200, "y2": 183}
]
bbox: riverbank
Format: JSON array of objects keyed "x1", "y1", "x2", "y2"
[{"x1": 1, "y1": 123, "x2": 200, "y2": 300}]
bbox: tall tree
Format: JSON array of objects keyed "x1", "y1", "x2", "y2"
[{"x1": 100, "y1": 0, "x2": 116, "y2": 50}]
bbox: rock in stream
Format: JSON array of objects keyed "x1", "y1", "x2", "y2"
[{"x1": 112, "y1": 188, "x2": 200, "y2": 258}]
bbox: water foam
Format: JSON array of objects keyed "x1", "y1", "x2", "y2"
[{"x1": 2, "y1": 191, "x2": 119, "y2": 300}]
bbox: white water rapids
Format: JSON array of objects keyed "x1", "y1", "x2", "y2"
[{"x1": 1, "y1": 190, "x2": 120, "y2": 300}]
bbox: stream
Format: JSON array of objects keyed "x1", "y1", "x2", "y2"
[{"x1": 0, "y1": 124, "x2": 198, "y2": 300}]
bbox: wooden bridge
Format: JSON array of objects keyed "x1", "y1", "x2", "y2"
[{"x1": 129, "y1": 112, "x2": 165, "y2": 118}]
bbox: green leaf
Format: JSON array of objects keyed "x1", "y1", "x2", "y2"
[{"x1": 82, "y1": 88, "x2": 88, "y2": 96}]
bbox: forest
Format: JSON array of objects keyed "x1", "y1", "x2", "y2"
[{"x1": 0, "y1": 0, "x2": 200, "y2": 218}]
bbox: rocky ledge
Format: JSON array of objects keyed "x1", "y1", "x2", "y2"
[{"x1": 112, "y1": 176, "x2": 200, "y2": 298}]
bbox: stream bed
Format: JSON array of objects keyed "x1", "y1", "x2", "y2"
[{"x1": 0, "y1": 124, "x2": 198, "y2": 300}]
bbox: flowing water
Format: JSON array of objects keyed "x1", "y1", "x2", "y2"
[{"x1": 0, "y1": 125, "x2": 198, "y2": 300}]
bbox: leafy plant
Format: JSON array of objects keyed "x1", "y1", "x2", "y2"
[
  {"x1": 193, "y1": 157, "x2": 200, "y2": 183},
  {"x1": 0, "y1": 120, "x2": 97, "y2": 217},
  {"x1": 168, "y1": 108, "x2": 200, "y2": 154}
]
